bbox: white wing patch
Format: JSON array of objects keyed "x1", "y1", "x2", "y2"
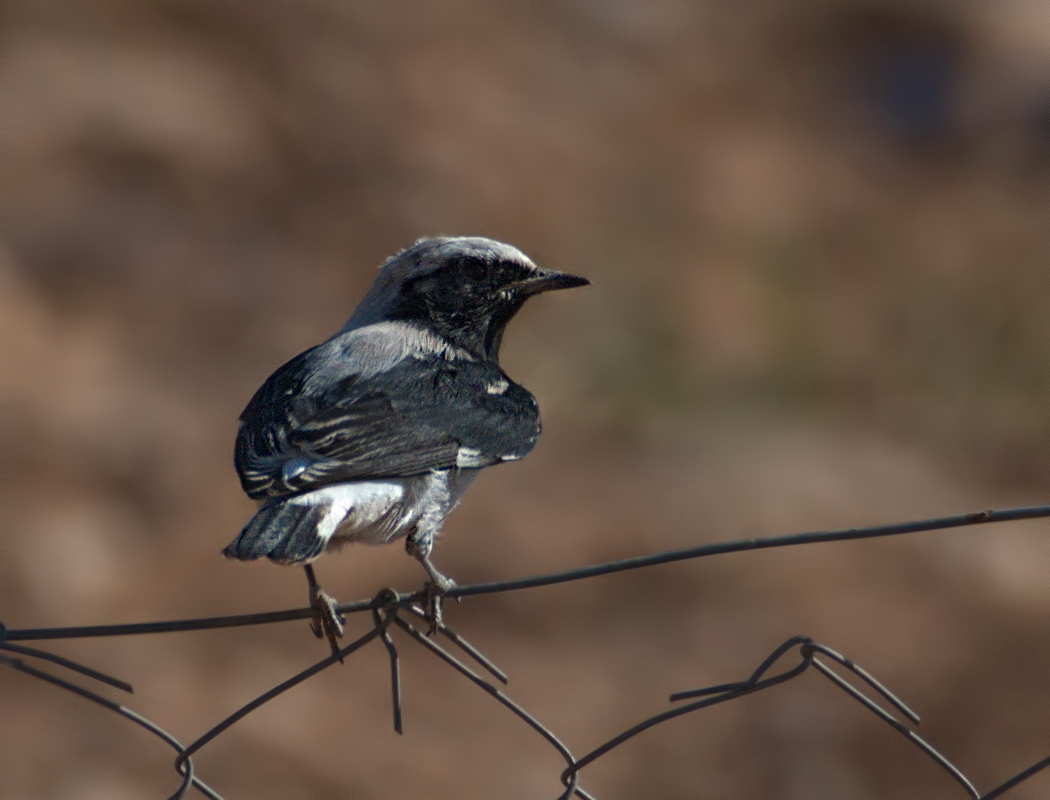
[
  {"x1": 456, "y1": 446, "x2": 490, "y2": 468},
  {"x1": 485, "y1": 378, "x2": 509, "y2": 395}
]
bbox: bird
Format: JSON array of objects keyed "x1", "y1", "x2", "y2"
[{"x1": 223, "y1": 236, "x2": 589, "y2": 654}]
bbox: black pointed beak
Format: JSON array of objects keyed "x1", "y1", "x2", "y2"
[{"x1": 511, "y1": 269, "x2": 590, "y2": 296}]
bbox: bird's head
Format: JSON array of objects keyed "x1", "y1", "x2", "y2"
[{"x1": 344, "y1": 237, "x2": 589, "y2": 360}]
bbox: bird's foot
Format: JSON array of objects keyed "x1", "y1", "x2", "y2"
[
  {"x1": 310, "y1": 587, "x2": 345, "y2": 658},
  {"x1": 406, "y1": 548, "x2": 458, "y2": 634},
  {"x1": 305, "y1": 572, "x2": 345, "y2": 660},
  {"x1": 422, "y1": 576, "x2": 456, "y2": 635}
]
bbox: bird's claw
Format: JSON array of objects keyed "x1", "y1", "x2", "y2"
[
  {"x1": 422, "y1": 578, "x2": 456, "y2": 635},
  {"x1": 309, "y1": 586, "x2": 345, "y2": 659}
]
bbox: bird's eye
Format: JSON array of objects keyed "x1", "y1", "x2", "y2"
[{"x1": 458, "y1": 257, "x2": 488, "y2": 282}]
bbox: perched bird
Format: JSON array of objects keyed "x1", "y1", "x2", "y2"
[{"x1": 224, "y1": 236, "x2": 588, "y2": 652}]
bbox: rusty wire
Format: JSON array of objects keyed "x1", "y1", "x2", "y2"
[{"x1": 3, "y1": 504, "x2": 1049, "y2": 799}]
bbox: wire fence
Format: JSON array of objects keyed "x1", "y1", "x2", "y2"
[{"x1": 3, "y1": 505, "x2": 1049, "y2": 799}]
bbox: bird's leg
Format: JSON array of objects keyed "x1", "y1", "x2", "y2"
[
  {"x1": 304, "y1": 563, "x2": 344, "y2": 659},
  {"x1": 405, "y1": 530, "x2": 456, "y2": 633}
]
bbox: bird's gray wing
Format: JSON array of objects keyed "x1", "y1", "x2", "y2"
[{"x1": 235, "y1": 324, "x2": 540, "y2": 499}]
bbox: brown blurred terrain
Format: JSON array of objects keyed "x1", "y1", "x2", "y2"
[{"x1": 2, "y1": 2, "x2": 1049, "y2": 798}]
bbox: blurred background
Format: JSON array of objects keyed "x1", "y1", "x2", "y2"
[{"x1": 1, "y1": 1, "x2": 1049, "y2": 797}]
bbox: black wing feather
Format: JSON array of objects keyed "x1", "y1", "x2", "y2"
[{"x1": 235, "y1": 344, "x2": 539, "y2": 500}]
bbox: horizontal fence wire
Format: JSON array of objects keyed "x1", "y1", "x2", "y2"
[{"x1": 3, "y1": 505, "x2": 1049, "y2": 799}]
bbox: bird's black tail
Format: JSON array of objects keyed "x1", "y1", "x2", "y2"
[{"x1": 223, "y1": 500, "x2": 329, "y2": 565}]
